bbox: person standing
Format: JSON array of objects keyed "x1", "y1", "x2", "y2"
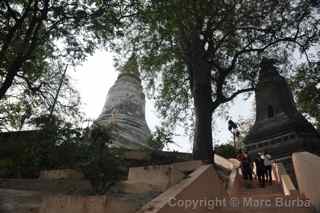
[
  {"x1": 242, "y1": 152, "x2": 253, "y2": 180},
  {"x1": 264, "y1": 151, "x2": 272, "y2": 184},
  {"x1": 255, "y1": 153, "x2": 266, "y2": 187},
  {"x1": 237, "y1": 150, "x2": 245, "y2": 177}
]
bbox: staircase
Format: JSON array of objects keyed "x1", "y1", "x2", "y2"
[
  {"x1": 137, "y1": 157, "x2": 316, "y2": 213},
  {"x1": 221, "y1": 179, "x2": 313, "y2": 213},
  {"x1": 0, "y1": 157, "x2": 316, "y2": 213},
  {"x1": 218, "y1": 164, "x2": 315, "y2": 213}
]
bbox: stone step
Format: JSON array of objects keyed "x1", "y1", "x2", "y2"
[
  {"x1": 235, "y1": 193, "x2": 285, "y2": 199},
  {"x1": 234, "y1": 186, "x2": 283, "y2": 197},
  {"x1": 217, "y1": 194, "x2": 314, "y2": 213},
  {"x1": 219, "y1": 206, "x2": 314, "y2": 213},
  {"x1": 0, "y1": 189, "x2": 43, "y2": 213},
  {"x1": 216, "y1": 196, "x2": 312, "y2": 212},
  {"x1": 113, "y1": 180, "x2": 162, "y2": 194},
  {"x1": 233, "y1": 179, "x2": 283, "y2": 196},
  {"x1": 39, "y1": 192, "x2": 160, "y2": 213},
  {"x1": 0, "y1": 188, "x2": 160, "y2": 213}
]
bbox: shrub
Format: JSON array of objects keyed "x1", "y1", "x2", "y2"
[{"x1": 80, "y1": 124, "x2": 127, "y2": 194}]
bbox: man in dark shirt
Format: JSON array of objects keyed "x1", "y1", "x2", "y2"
[
  {"x1": 255, "y1": 153, "x2": 266, "y2": 187},
  {"x1": 242, "y1": 153, "x2": 253, "y2": 180},
  {"x1": 237, "y1": 150, "x2": 253, "y2": 181}
]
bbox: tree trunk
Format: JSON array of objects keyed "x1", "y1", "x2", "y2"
[
  {"x1": 189, "y1": 50, "x2": 213, "y2": 163},
  {"x1": 0, "y1": 60, "x2": 22, "y2": 100},
  {"x1": 182, "y1": 29, "x2": 214, "y2": 163},
  {"x1": 193, "y1": 81, "x2": 213, "y2": 163}
]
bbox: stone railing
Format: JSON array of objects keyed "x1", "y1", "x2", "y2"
[
  {"x1": 137, "y1": 164, "x2": 226, "y2": 213},
  {"x1": 292, "y1": 151, "x2": 320, "y2": 212},
  {"x1": 226, "y1": 166, "x2": 241, "y2": 196},
  {"x1": 274, "y1": 162, "x2": 298, "y2": 196}
]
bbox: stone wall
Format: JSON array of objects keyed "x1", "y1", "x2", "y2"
[
  {"x1": 39, "y1": 169, "x2": 84, "y2": 180},
  {"x1": 0, "y1": 130, "x2": 46, "y2": 178},
  {"x1": 0, "y1": 130, "x2": 44, "y2": 155},
  {"x1": 39, "y1": 195, "x2": 137, "y2": 213}
]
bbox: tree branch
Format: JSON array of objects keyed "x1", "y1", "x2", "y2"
[
  {"x1": 210, "y1": 87, "x2": 255, "y2": 112},
  {"x1": 4, "y1": 0, "x2": 19, "y2": 21}
]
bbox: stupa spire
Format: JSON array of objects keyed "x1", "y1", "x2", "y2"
[
  {"x1": 244, "y1": 58, "x2": 320, "y2": 159},
  {"x1": 95, "y1": 55, "x2": 151, "y2": 150},
  {"x1": 120, "y1": 53, "x2": 139, "y2": 75}
]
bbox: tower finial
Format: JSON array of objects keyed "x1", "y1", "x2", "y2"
[
  {"x1": 120, "y1": 53, "x2": 139, "y2": 76},
  {"x1": 260, "y1": 57, "x2": 278, "y2": 71},
  {"x1": 259, "y1": 57, "x2": 279, "y2": 80}
]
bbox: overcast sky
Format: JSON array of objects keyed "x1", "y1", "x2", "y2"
[{"x1": 71, "y1": 49, "x2": 255, "y2": 153}]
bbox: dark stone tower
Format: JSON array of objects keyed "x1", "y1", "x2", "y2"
[{"x1": 245, "y1": 58, "x2": 320, "y2": 159}]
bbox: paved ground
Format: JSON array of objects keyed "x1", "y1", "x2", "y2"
[{"x1": 0, "y1": 178, "x2": 91, "y2": 194}]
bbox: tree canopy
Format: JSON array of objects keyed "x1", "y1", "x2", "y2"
[
  {"x1": 291, "y1": 62, "x2": 320, "y2": 129},
  {"x1": 1, "y1": 0, "x2": 319, "y2": 162},
  {"x1": 0, "y1": 0, "x2": 134, "y2": 130},
  {"x1": 117, "y1": 0, "x2": 320, "y2": 161}
]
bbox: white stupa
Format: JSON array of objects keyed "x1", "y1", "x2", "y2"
[{"x1": 95, "y1": 56, "x2": 151, "y2": 150}]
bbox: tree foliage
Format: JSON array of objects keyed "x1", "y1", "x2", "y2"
[
  {"x1": 291, "y1": 62, "x2": 320, "y2": 129},
  {"x1": 0, "y1": 0, "x2": 134, "y2": 130},
  {"x1": 0, "y1": 114, "x2": 85, "y2": 178},
  {"x1": 0, "y1": 61, "x2": 82, "y2": 130},
  {"x1": 214, "y1": 143, "x2": 237, "y2": 159},
  {"x1": 0, "y1": 119, "x2": 127, "y2": 194},
  {"x1": 146, "y1": 126, "x2": 175, "y2": 150},
  {"x1": 117, "y1": 0, "x2": 320, "y2": 161},
  {"x1": 82, "y1": 124, "x2": 127, "y2": 194}
]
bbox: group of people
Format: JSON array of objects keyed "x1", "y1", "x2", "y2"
[{"x1": 237, "y1": 150, "x2": 272, "y2": 187}]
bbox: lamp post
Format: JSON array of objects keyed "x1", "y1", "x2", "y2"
[{"x1": 228, "y1": 119, "x2": 240, "y2": 149}]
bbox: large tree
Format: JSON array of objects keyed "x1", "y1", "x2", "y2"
[
  {"x1": 0, "y1": 0, "x2": 134, "y2": 129},
  {"x1": 0, "y1": 61, "x2": 83, "y2": 130},
  {"x1": 117, "y1": 0, "x2": 320, "y2": 162}
]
